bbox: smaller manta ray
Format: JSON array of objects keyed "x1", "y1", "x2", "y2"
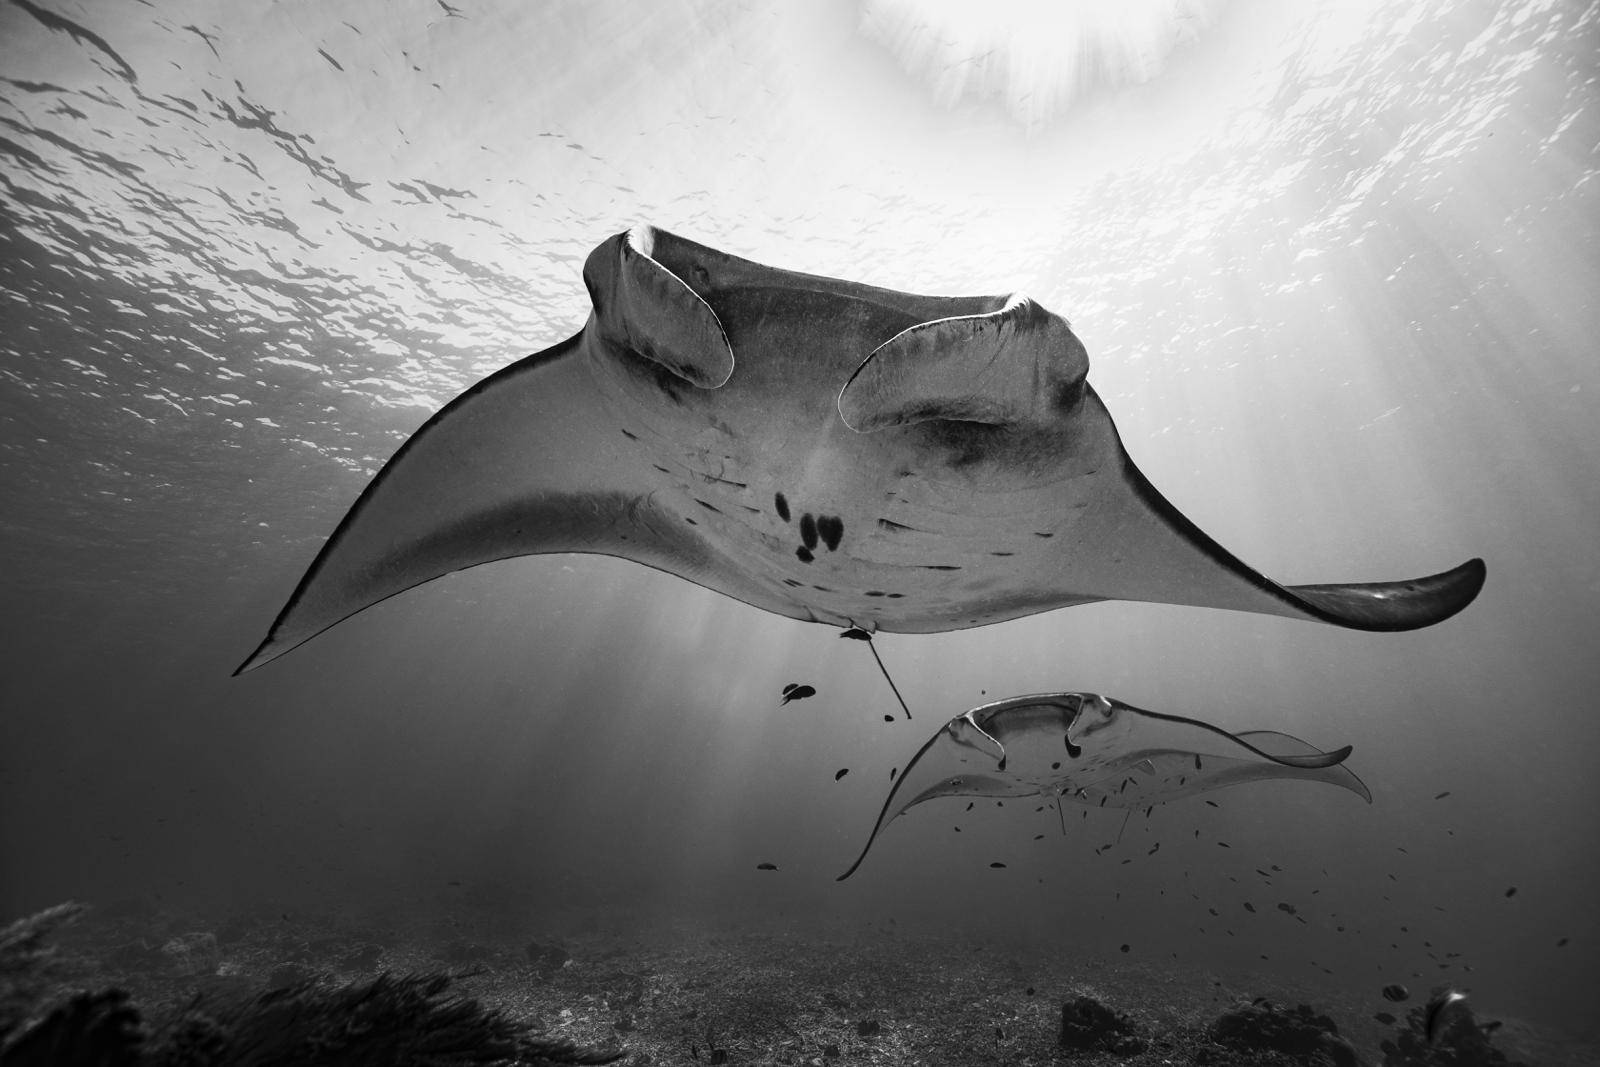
[
  {"x1": 780, "y1": 683, "x2": 816, "y2": 705},
  {"x1": 837, "y1": 691, "x2": 1370, "y2": 880}
]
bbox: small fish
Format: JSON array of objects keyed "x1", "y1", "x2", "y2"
[
  {"x1": 1120, "y1": 943, "x2": 1130, "y2": 953},
  {"x1": 1374, "y1": 1011, "x2": 1396, "y2": 1025},
  {"x1": 883, "y1": 714, "x2": 893, "y2": 722},
  {"x1": 839, "y1": 627, "x2": 872, "y2": 641},
  {"x1": 1034, "y1": 834, "x2": 1045, "y2": 841},
  {"x1": 965, "y1": 802, "x2": 974, "y2": 811},
  {"x1": 890, "y1": 767, "x2": 897, "y2": 780},
  {"x1": 989, "y1": 861, "x2": 1007, "y2": 868},
  {"x1": 834, "y1": 768, "x2": 849, "y2": 781},
  {"x1": 1425, "y1": 990, "x2": 1468, "y2": 1044},
  {"x1": 1381, "y1": 983, "x2": 1409, "y2": 1003},
  {"x1": 755, "y1": 862, "x2": 779, "y2": 871},
  {"x1": 1504, "y1": 886, "x2": 1517, "y2": 898},
  {"x1": 1276, "y1": 902, "x2": 1296, "y2": 915},
  {"x1": 779, "y1": 684, "x2": 816, "y2": 705},
  {"x1": 1243, "y1": 902, "x2": 1256, "y2": 913},
  {"x1": 1434, "y1": 790, "x2": 1451, "y2": 799},
  {"x1": 1204, "y1": 800, "x2": 1219, "y2": 808},
  {"x1": 1148, "y1": 843, "x2": 1160, "y2": 855},
  {"x1": 1025, "y1": 986, "x2": 1035, "y2": 996}
]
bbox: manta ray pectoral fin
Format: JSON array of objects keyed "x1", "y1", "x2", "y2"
[
  {"x1": 232, "y1": 337, "x2": 698, "y2": 674},
  {"x1": 1232, "y1": 730, "x2": 1372, "y2": 803},
  {"x1": 1259, "y1": 743, "x2": 1353, "y2": 769},
  {"x1": 1091, "y1": 400, "x2": 1488, "y2": 631},
  {"x1": 1106, "y1": 699, "x2": 1357, "y2": 772},
  {"x1": 583, "y1": 225, "x2": 734, "y2": 388},
  {"x1": 837, "y1": 294, "x2": 1088, "y2": 432},
  {"x1": 239, "y1": 227, "x2": 740, "y2": 676}
]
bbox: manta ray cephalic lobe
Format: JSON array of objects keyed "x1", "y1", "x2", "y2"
[{"x1": 235, "y1": 225, "x2": 1485, "y2": 673}]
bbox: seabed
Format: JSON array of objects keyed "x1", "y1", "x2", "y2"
[{"x1": 2, "y1": 900, "x2": 1590, "y2": 1066}]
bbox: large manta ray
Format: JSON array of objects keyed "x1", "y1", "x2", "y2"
[{"x1": 235, "y1": 225, "x2": 1484, "y2": 672}]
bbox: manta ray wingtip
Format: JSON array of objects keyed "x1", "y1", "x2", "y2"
[
  {"x1": 232, "y1": 635, "x2": 286, "y2": 675},
  {"x1": 1284, "y1": 556, "x2": 1486, "y2": 631},
  {"x1": 231, "y1": 647, "x2": 265, "y2": 676}
]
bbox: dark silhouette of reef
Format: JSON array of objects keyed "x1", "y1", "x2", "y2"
[
  {"x1": 1205, "y1": 998, "x2": 1362, "y2": 1066},
  {"x1": 1058, "y1": 994, "x2": 1148, "y2": 1056},
  {"x1": 0, "y1": 905, "x2": 623, "y2": 1067},
  {"x1": 1380, "y1": 991, "x2": 1530, "y2": 1067}
]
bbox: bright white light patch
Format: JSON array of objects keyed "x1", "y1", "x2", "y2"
[{"x1": 858, "y1": 0, "x2": 1220, "y2": 126}]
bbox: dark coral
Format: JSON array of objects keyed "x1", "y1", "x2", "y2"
[
  {"x1": 0, "y1": 968, "x2": 624, "y2": 1067},
  {"x1": 1058, "y1": 995, "x2": 1147, "y2": 1056},
  {"x1": 1379, "y1": 994, "x2": 1529, "y2": 1067},
  {"x1": 0, "y1": 902, "x2": 89, "y2": 1037},
  {"x1": 0, "y1": 988, "x2": 142, "y2": 1067},
  {"x1": 1207, "y1": 999, "x2": 1362, "y2": 1067},
  {"x1": 150, "y1": 971, "x2": 623, "y2": 1066}
]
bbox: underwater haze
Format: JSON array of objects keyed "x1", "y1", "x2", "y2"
[{"x1": 2, "y1": 0, "x2": 1598, "y2": 1061}]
